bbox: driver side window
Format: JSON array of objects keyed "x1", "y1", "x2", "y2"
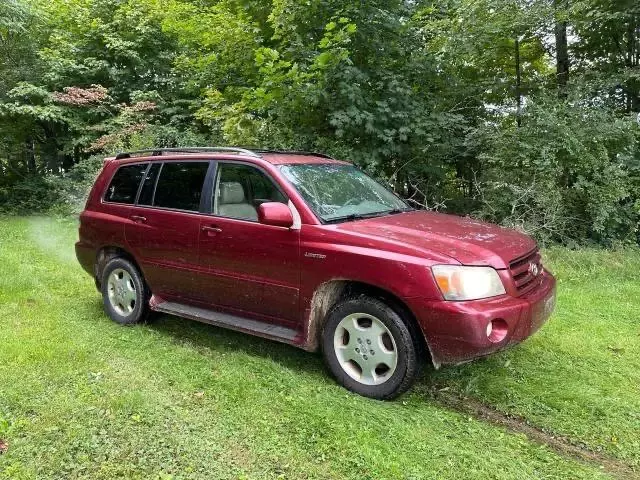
[{"x1": 213, "y1": 163, "x2": 287, "y2": 221}]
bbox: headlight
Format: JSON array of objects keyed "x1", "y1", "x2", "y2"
[{"x1": 431, "y1": 265, "x2": 506, "y2": 301}]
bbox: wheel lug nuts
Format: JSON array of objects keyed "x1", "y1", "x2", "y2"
[
  {"x1": 370, "y1": 350, "x2": 374, "y2": 355},
  {"x1": 355, "y1": 348, "x2": 360, "y2": 353},
  {"x1": 366, "y1": 339, "x2": 371, "y2": 345},
  {"x1": 363, "y1": 355, "x2": 368, "y2": 360}
]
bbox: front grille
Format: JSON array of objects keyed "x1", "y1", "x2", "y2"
[{"x1": 509, "y1": 248, "x2": 543, "y2": 296}]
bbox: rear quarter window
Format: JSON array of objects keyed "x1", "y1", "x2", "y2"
[{"x1": 104, "y1": 164, "x2": 148, "y2": 204}]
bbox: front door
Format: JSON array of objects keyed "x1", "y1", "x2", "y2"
[
  {"x1": 125, "y1": 160, "x2": 211, "y2": 300},
  {"x1": 196, "y1": 162, "x2": 301, "y2": 324}
]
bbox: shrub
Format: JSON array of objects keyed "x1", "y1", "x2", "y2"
[
  {"x1": 474, "y1": 95, "x2": 640, "y2": 246},
  {"x1": 0, "y1": 156, "x2": 103, "y2": 216}
]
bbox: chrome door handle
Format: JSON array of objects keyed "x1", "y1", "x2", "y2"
[
  {"x1": 202, "y1": 225, "x2": 222, "y2": 233},
  {"x1": 131, "y1": 215, "x2": 147, "y2": 223}
]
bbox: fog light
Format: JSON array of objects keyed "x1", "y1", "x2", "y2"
[{"x1": 487, "y1": 319, "x2": 508, "y2": 343}]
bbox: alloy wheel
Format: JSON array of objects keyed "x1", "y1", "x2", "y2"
[
  {"x1": 333, "y1": 313, "x2": 398, "y2": 385},
  {"x1": 107, "y1": 268, "x2": 136, "y2": 316}
]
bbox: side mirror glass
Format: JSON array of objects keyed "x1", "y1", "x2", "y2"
[{"x1": 258, "y1": 202, "x2": 294, "y2": 228}]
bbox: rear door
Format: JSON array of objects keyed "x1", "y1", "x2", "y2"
[
  {"x1": 125, "y1": 160, "x2": 212, "y2": 300},
  {"x1": 196, "y1": 161, "x2": 301, "y2": 324}
]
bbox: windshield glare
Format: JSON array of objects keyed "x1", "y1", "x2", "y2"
[{"x1": 279, "y1": 164, "x2": 410, "y2": 222}]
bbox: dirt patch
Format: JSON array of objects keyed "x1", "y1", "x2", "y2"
[
  {"x1": 426, "y1": 387, "x2": 639, "y2": 480},
  {"x1": 305, "y1": 281, "x2": 346, "y2": 351},
  {"x1": 0, "y1": 439, "x2": 7, "y2": 454}
]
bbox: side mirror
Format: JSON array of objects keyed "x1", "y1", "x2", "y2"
[{"x1": 258, "y1": 202, "x2": 294, "y2": 228}]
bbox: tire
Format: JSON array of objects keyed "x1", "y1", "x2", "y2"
[
  {"x1": 100, "y1": 257, "x2": 150, "y2": 325},
  {"x1": 322, "y1": 295, "x2": 420, "y2": 400}
]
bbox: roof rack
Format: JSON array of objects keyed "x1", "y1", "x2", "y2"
[
  {"x1": 114, "y1": 147, "x2": 261, "y2": 160},
  {"x1": 251, "y1": 149, "x2": 335, "y2": 160},
  {"x1": 114, "y1": 147, "x2": 336, "y2": 161}
]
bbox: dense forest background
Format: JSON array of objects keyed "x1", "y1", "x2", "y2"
[{"x1": 0, "y1": 0, "x2": 638, "y2": 245}]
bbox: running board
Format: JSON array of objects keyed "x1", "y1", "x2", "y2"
[{"x1": 152, "y1": 301, "x2": 300, "y2": 345}]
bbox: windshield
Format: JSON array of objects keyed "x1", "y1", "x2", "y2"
[{"x1": 279, "y1": 164, "x2": 411, "y2": 223}]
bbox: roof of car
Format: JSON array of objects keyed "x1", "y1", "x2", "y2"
[
  {"x1": 260, "y1": 153, "x2": 349, "y2": 165},
  {"x1": 109, "y1": 148, "x2": 350, "y2": 166}
]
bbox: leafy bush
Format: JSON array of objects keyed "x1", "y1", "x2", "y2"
[
  {"x1": 0, "y1": 156, "x2": 103, "y2": 216},
  {"x1": 474, "y1": 95, "x2": 640, "y2": 246},
  {"x1": 0, "y1": 176, "x2": 63, "y2": 215}
]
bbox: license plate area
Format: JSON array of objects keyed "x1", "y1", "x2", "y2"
[{"x1": 531, "y1": 288, "x2": 556, "y2": 333}]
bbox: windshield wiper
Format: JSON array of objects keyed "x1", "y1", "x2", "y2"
[
  {"x1": 324, "y1": 207, "x2": 413, "y2": 224},
  {"x1": 324, "y1": 212, "x2": 382, "y2": 224},
  {"x1": 384, "y1": 207, "x2": 413, "y2": 215}
]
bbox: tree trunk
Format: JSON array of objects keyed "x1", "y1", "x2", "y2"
[
  {"x1": 25, "y1": 138, "x2": 36, "y2": 174},
  {"x1": 554, "y1": 0, "x2": 569, "y2": 95},
  {"x1": 635, "y1": 21, "x2": 639, "y2": 111},
  {"x1": 636, "y1": 21, "x2": 639, "y2": 68},
  {"x1": 626, "y1": 17, "x2": 638, "y2": 112},
  {"x1": 515, "y1": 37, "x2": 522, "y2": 127}
]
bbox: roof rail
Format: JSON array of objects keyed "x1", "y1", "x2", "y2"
[
  {"x1": 252, "y1": 149, "x2": 335, "y2": 160},
  {"x1": 114, "y1": 147, "x2": 261, "y2": 160}
]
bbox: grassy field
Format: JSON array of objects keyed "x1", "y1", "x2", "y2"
[{"x1": 0, "y1": 216, "x2": 638, "y2": 479}]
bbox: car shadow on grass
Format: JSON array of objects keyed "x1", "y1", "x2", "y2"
[
  {"x1": 148, "y1": 313, "x2": 330, "y2": 378},
  {"x1": 88, "y1": 297, "x2": 494, "y2": 395},
  {"x1": 144, "y1": 310, "x2": 465, "y2": 395}
]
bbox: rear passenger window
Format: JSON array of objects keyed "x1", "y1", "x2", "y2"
[
  {"x1": 104, "y1": 164, "x2": 148, "y2": 204},
  {"x1": 137, "y1": 163, "x2": 161, "y2": 206},
  {"x1": 153, "y1": 162, "x2": 209, "y2": 212}
]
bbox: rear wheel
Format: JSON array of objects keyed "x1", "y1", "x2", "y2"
[
  {"x1": 322, "y1": 296, "x2": 420, "y2": 399},
  {"x1": 101, "y1": 257, "x2": 149, "y2": 325}
]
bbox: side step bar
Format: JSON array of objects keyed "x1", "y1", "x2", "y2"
[{"x1": 152, "y1": 301, "x2": 300, "y2": 346}]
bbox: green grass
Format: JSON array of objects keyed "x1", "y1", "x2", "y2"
[
  {"x1": 425, "y1": 248, "x2": 640, "y2": 468},
  {"x1": 0, "y1": 216, "x2": 635, "y2": 479}
]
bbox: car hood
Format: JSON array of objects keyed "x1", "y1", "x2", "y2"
[{"x1": 334, "y1": 210, "x2": 536, "y2": 269}]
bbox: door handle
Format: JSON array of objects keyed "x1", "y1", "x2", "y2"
[
  {"x1": 131, "y1": 215, "x2": 147, "y2": 223},
  {"x1": 202, "y1": 225, "x2": 222, "y2": 234}
]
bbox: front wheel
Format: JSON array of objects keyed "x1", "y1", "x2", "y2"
[{"x1": 322, "y1": 296, "x2": 420, "y2": 400}]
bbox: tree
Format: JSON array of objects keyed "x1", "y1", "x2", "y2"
[{"x1": 0, "y1": 0, "x2": 638, "y2": 245}]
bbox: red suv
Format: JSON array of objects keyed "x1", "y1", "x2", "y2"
[{"x1": 76, "y1": 147, "x2": 556, "y2": 399}]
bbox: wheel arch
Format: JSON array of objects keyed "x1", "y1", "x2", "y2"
[
  {"x1": 94, "y1": 246, "x2": 143, "y2": 290},
  {"x1": 305, "y1": 279, "x2": 433, "y2": 366}
]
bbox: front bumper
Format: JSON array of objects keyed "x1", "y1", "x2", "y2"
[{"x1": 408, "y1": 270, "x2": 556, "y2": 367}]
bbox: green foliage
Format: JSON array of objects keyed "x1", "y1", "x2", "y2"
[
  {"x1": 0, "y1": 0, "x2": 639, "y2": 246},
  {"x1": 0, "y1": 176, "x2": 62, "y2": 215},
  {"x1": 0, "y1": 0, "x2": 41, "y2": 95},
  {"x1": 475, "y1": 94, "x2": 640, "y2": 245},
  {"x1": 0, "y1": 156, "x2": 104, "y2": 215}
]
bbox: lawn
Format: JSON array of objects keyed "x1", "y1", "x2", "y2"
[
  {"x1": 0, "y1": 216, "x2": 637, "y2": 479},
  {"x1": 424, "y1": 247, "x2": 640, "y2": 468}
]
